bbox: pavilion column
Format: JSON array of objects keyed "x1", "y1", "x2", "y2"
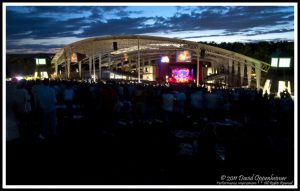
[
  {"x1": 138, "y1": 38, "x2": 141, "y2": 83},
  {"x1": 89, "y1": 56, "x2": 92, "y2": 78},
  {"x1": 221, "y1": 60, "x2": 227, "y2": 84},
  {"x1": 247, "y1": 65, "x2": 252, "y2": 88},
  {"x1": 108, "y1": 53, "x2": 111, "y2": 72},
  {"x1": 93, "y1": 54, "x2": 96, "y2": 82},
  {"x1": 255, "y1": 62, "x2": 262, "y2": 90},
  {"x1": 232, "y1": 61, "x2": 239, "y2": 86},
  {"x1": 54, "y1": 62, "x2": 58, "y2": 79},
  {"x1": 78, "y1": 61, "x2": 82, "y2": 79},
  {"x1": 234, "y1": 61, "x2": 239, "y2": 75},
  {"x1": 142, "y1": 58, "x2": 145, "y2": 80},
  {"x1": 240, "y1": 62, "x2": 245, "y2": 85},
  {"x1": 228, "y1": 59, "x2": 233, "y2": 74},
  {"x1": 64, "y1": 64, "x2": 67, "y2": 79},
  {"x1": 196, "y1": 49, "x2": 200, "y2": 87},
  {"x1": 129, "y1": 57, "x2": 132, "y2": 73},
  {"x1": 225, "y1": 61, "x2": 229, "y2": 73},
  {"x1": 67, "y1": 59, "x2": 71, "y2": 79},
  {"x1": 214, "y1": 62, "x2": 218, "y2": 74},
  {"x1": 98, "y1": 53, "x2": 101, "y2": 79},
  {"x1": 211, "y1": 62, "x2": 215, "y2": 74},
  {"x1": 148, "y1": 58, "x2": 151, "y2": 65}
]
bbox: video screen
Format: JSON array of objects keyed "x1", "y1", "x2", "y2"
[
  {"x1": 176, "y1": 50, "x2": 192, "y2": 63},
  {"x1": 271, "y1": 58, "x2": 278, "y2": 67},
  {"x1": 35, "y1": 58, "x2": 46, "y2": 65},
  {"x1": 168, "y1": 67, "x2": 193, "y2": 83},
  {"x1": 71, "y1": 52, "x2": 78, "y2": 63},
  {"x1": 278, "y1": 58, "x2": 291, "y2": 67}
]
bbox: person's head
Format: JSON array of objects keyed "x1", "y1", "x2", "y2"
[
  {"x1": 66, "y1": 81, "x2": 72, "y2": 89},
  {"x1": 16, "y1": 79, "x2": 26, "y2": 89},
  {"x1": 10, "y1": 78, "x2": 19, "y2": 86},
  {"x1": 280, "y1": 92, "x2": 284, "y2": 99},
  {"x1": 35, "y1": 79, "x2": 41, "y2": 84},
  {"x1": 42, "y1": 78, "x2": 50, "y2": 86}
]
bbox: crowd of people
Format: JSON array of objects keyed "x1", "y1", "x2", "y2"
[
  {"x1": 6, "y1": 78, "x2": 294, "y2": 141},
  {"x1": 5, "y1": 78, "x2": 295, "y2": 184}
]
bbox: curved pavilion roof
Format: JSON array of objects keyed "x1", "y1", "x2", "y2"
[{"x1": 51, "y1": 35, "x2": 271, "y2": 72}]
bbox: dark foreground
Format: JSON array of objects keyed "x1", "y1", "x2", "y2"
[{"x1": 6, "y1": 114, "x2": 294, "y2": 185}]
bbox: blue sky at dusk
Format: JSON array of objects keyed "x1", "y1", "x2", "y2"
[{"x1": 5, "y1": 4, "x2": 295, "y2": 54}]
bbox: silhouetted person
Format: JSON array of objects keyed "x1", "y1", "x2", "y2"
[
  {"x1": 14, "y1": 79, "x2": 31, "y2": 138},
  {"x1": 36, "y1": 79, "x2": 57, "y2": 139},
  {"x1": 64, "y1": 82, "x2": 75, "y2": 118},
  {"x1": 6, "y1": 81, "x2": 21, "y2": 142},
  {"x1": 162, "y1": 88, "x2": 175, "y2": 128}
]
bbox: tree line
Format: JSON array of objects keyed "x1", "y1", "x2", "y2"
[
  {"x1": 200, "y1": 41, "x2": 294, "y2": 63},
  {"x1": 6, "y1": 54, "x2": 54, "y2": 76}
]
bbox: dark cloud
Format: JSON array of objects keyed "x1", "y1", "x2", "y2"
[
  {"x1": 88, "y1": 6, "x2": 128, "y2": 20},
  {"x1": 181, "y1": 28, "x2": 294, "y2": 40},
  {"x1": 115, "y1": 9, "x2": 143, "y2": 17},
  {"x1": 27, "y1": 6, "x2": 127, "y2": 14},
  {"x1": 78, "y1": 17, "x2": 157, "y2": 37},
  {"x1": 6, "y1": 6, "x2": 144, "y2": 40},
  {"x1": 5, "y1": 6, "x2": 294, "y2": 53},
  {"x1": 162, "y1": 6, "x2": 294, "y2": 33},
  {"x1": 7, "y1": 6, "x2": 294, "y2": 39},
  {"x1": 6, "y1": 10, "x2": 88, "y2": 39},
  {"x1": 181, "y1": 33, "x2": 238, "y2": 39}
]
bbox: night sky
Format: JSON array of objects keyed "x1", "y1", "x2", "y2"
[{"x1": 5, "y1": 3, "x2": 295, "y2": 54}]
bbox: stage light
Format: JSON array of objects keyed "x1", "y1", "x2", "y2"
[
  {"x1": 15, "y1": 76, "x2": 23, "y2": 80},
  {"x1": 161, "y1": 56, "x2": 169, "y2": 63}
]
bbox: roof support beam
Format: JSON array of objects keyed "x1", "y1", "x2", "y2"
[
  {"x1": 138, "y1": 38, "x2": 141, "y2": 83},
  {"x1": 196, "y1": 47, "x2": 200, "y2": 87}
]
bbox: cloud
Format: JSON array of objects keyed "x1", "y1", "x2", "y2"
[
  {"x1": 6, "y1": 10, "x2": 88, "y2": 39},
  {"x1": 5, "y1": 5, "x2": 295, "y2": 53},
  {"x1": 162, "y1": 6, "x2": 294, "y2": 33},
  {"x1": 7, "y1": 6, "x2": 294, "y2": 39},
  {"x1": 243, "y1": 28, "x2": 294, "y2": 36},
  {"x1": 77, "y1": 17, "x2": 161, "y2": 37},
  {"x1": 6, "y1": 6, "x2": 147, "y2": 40}
]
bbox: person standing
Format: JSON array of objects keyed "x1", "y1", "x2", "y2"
[
  {"x1": 63, "y1": 82, "x2": 75, "y2": 118},
  {"x1": 14, "y1": 79, "x2": 31, "y2": 138},
  {"x1": 31, "y1": 79, "x2": 43, "y2": 136},
  {"x1": 36, "y1": 79, "x2": 57, "y2": 139},
  {"x1": 162, "y1": 88, "x2": 175, "y2": 128},
  {"x1": 6, "y1": 81, "x2": 21, "y2": 142}
]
